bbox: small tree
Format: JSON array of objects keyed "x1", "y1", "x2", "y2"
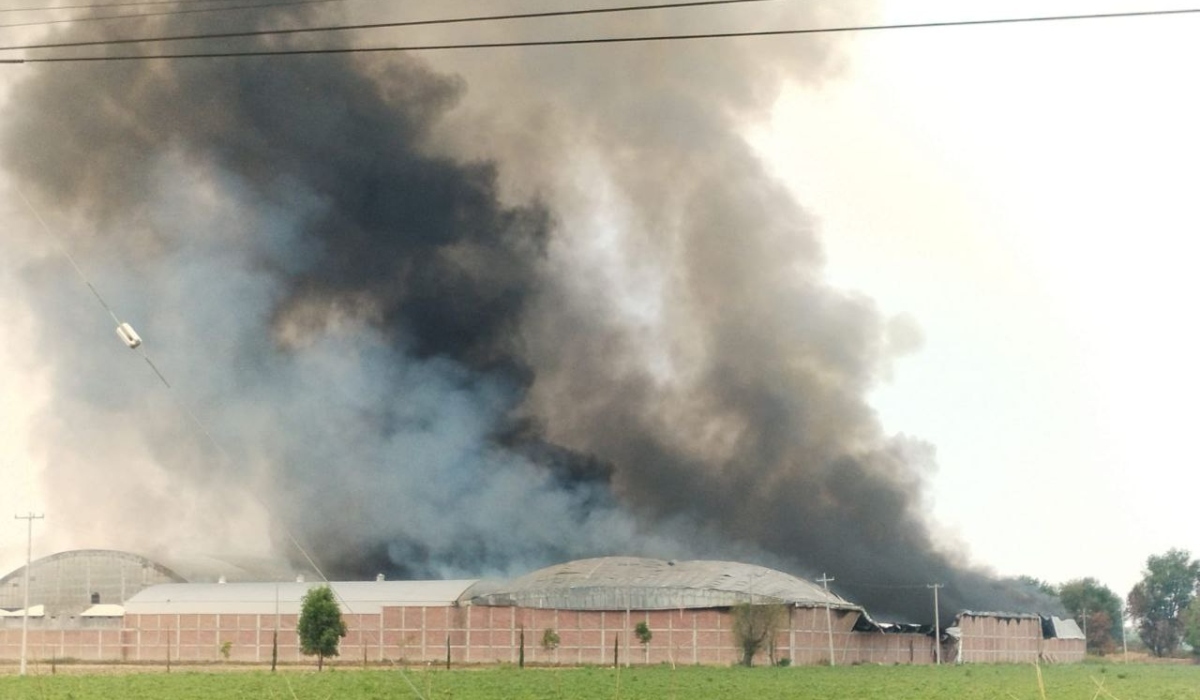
[
  {"x1": 541, "y1": 628, "x2": 560, "y2": 651},
  {"x1": 634, "y1": 621, "x2": 652, "y2": 662},
  {"x1": 298, "y1": 585, "x2": 346, "y2": 670},
  {"x1": 634, "y1": 621, "x2": 652, "y2": 647},
  {"x1": 731, "y1": 603, "x2": 786, "y2": 667}
]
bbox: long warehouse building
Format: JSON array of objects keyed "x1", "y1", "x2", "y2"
[{"x1": 0, "y1": 553, "x2": 1083, "y2": 665}]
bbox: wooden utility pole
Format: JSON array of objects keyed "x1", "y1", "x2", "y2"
[{"x1": 817, "y1": 574, "x2": 836, "y2": 666}]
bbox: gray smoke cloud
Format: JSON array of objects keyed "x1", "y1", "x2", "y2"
[{"x1": 1, "y1": 1, "x2": 1054, "y2": 620}]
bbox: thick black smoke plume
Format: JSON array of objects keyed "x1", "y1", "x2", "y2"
[{"x1": 1, "y1": 2, "x2": 1053, "y2": 620}]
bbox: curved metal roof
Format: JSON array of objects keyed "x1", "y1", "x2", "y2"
[
  {"x1": 0, "y1": 549, "x2": 184, "y2": 615},
  {"x1": 124, "y1": 580, "x2": 479, "y2": 615},
  {"x1": 465, "y1": 557, "x2": 859, "y2": 611}
]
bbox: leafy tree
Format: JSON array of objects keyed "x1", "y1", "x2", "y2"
[
  {"x1": 1182, "y1": 601, "x2": 1200, "y2": 656},
  {"x1": 634, "y1": 621, "x2": 652, "y2": 647},
  {"x1": 731, "y1": 603, "x2": 787, "y2": 667},
  {"x1": 1126, "y1": 549, "x2": 1200, "y2": 657},
  {"x1": 1059, "y1": 578, "x2": 1122, "y2": 655},
  {"x1": 1018, "y1": 575, "x2": 1059, "y2": 597},
  {"x1": 297, "y1": 585, "x2": 346, "y2": 670},
  {"x1": 634, "y1": 621, "x2": 652, "y2": 663}
]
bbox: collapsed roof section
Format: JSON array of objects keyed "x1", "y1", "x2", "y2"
[
  {"x1": 464, "y1": 556, "x2": 860, "y2": 611},
  {"x1": 852, "y1": 610, "x2": 934, "y2": 635}
]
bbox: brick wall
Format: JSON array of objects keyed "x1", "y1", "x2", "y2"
[
  {"x1": 0, "y1": 605, "x2": 985, "y2": 667},
  {"x1": 953, "y1": 615, "x2": 1084, "y2": 664},
  {"x1": 0, "y1": 627, "x2": 123, "y2": 662}
]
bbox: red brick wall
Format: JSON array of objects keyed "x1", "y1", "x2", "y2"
[
  {"x1": 7, "y1": 606, "x2": 1052, "y2": 667},
  {"x1": 953, "y1": 615, "x2": 1083, "y2": 664},
  {"x1": 371, "y1": 605, "x2": 934, "y2": 667},
  {"x1": 118, "y1": 612, "x2": 302, "y2": 663},
  {"x1": 0, "y1": 627, "x2": 122, "y2": 662},
  {"x1": 1041, "y1": 637, "x2": 1085, "y2": 664}
]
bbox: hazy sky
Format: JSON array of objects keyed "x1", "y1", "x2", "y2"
[
  {"x1": 2, "y1": 0, "x2": 1198, "y2": 602},
  {"x1": 751, "y1": 0, "x2": 1200, "y2": 597}
]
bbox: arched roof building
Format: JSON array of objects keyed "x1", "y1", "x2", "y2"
[
  {"x1": 465, "y1": 556, "x2": 858, "y2": 611},
  {"x1": 0, "y1": 549, "x2": 184, "y2": 616}
]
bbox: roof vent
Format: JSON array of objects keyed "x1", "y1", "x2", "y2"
[
  {"x1": 376, "y1": 574, "x2": 385, "y2": 582},
  {"x1": 218, "y1": 576, "x2": 226, "y2": 584},
  {"x1": 296, "y1": 575, "x2": 305, "y2": 583}
]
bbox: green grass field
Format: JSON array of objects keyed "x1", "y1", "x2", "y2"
[{"x1": 0, "y1": 662, "x2": 1196, "y2": 699}]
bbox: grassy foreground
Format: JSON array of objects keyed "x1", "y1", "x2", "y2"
[{"x1": 0, "y1": 662, "x2": 1197, "y2": 699}]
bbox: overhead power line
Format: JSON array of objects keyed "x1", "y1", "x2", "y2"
[
  {"x1": 0, "y1": 0, "x2": 341, "y2": 30},
  {"x1": 2, "y1": 0, "x2": 769, "y2": 52},
  {"x1": 0, "y1": 0, "x2": 280, "y2": 13},
  {"x1": 2, "y1": 5, "x2": 1198, "y2": 63}
]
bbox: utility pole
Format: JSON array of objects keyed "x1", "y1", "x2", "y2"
[
  {"x1": 15, "y1": 512, "x2": 44, "y2": 677},
  {"x1": 817, "y1": 573, "x2": 836, "y2": 667},
  {"x1": 1081, "y1": 607, "x2": 1088, "y2": 656},
  {"x1": 928, "y1": 584, "x2": 943, "y2": 665},
  {"x1": 1121, "y1": 607, "x2": 1128, "y2": 663}
]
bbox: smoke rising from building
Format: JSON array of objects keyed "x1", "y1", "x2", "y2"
[{"x1": 1, "y1": 2, "x2": 1053, "y2": 619}]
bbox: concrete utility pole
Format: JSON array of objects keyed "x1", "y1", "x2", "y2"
[
  {"x1": 817, "y1": 573, "x2": 836, "y2": 667},
  {"x1": 927, "y1": 584, "x2": 943, "y2": 665},
  {"x1": 1121, "y1": 607, "x2": 1128, "y2": 663},
  {"x1": 15, "y1": 512, "x2": 44, "y2": 677}
]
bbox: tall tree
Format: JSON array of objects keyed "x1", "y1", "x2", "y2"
[
  {"x1": 1059, "y1": 578, "x2": 1122, "y2": 655},
  {"x1": 1127, "y1": 549, "x2": 1200, "y2": 657},
  {"x1": 297, "y1": 585, "x2": 347, "y2": 670}
]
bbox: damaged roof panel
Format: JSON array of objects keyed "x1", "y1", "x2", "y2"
[{"x1": 1043, "y1": 615, "x2": 1085, "y2": 640}]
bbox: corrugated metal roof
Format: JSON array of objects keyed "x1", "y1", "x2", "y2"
[
  {"x1": 154, "y1": 552, "x2": 320, "y2": 584},
  {"x1": 0, "y1": 605, "x2": 44, "y2": 617},
  {"x1": 467, "y1": 557, "x2": 858, "y2": 611},
  {"x1": 957, "y1": 610, "x2": 1041, "y2": 621},
  {"x1": 1047, "y1": 616, "x2": 1085, "y2": 640},
  {"x1": 81, "y1": 604, "x2": 125, "y2": 617},
  {"x1": 124, "y1": 580, "x2": 478, "y2": 615}
]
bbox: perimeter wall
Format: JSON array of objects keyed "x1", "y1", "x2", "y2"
[{"x1": 0, "y1": 606, "x2": 1084, "y2": 665}]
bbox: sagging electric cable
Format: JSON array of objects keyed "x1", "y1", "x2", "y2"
[
  {"x1": 3, "y1": 5, "x2": 1199, "y2": 63},
  {"x1": 13, "y1": 185, "x2": 331, "y2": 588}
]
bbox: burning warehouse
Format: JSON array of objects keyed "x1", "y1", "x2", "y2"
[
  {"x1": 3, "y1": 0, "x2": 1066, "y2": 640},
  {"x1": 0, "y1": 554, "x2": 1082, "y2": 666}
]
